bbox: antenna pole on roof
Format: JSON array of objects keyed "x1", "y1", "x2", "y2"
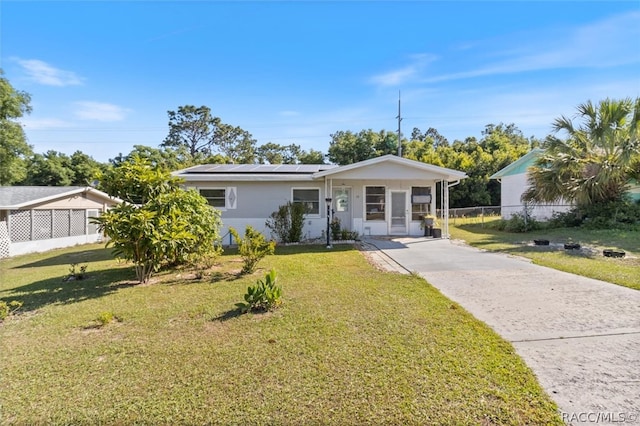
[{"x1": 396, "y1": 91, "x2": 402, "y2": 157}]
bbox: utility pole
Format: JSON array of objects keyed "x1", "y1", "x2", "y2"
[{"x1": 396, "y1": 91, "x2": 402, "y2": 157}]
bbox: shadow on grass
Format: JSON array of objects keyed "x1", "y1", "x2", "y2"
[
  {"x1": 223, "y1": 244, "x2": 356, "y2": 257},
  {"x1": 455, "y1": 223, "x2": 639, "y2": 253},
  {"x1": 2, "y1": 266, "x2": 136, "y2": 313},
  {"x1": 212, "y1": 307, "x2": 244, "y2": 322},
  {"x1": 212, "y1": 306, "x2": 274, "y2": 322},
  {"x1": 11, "y1": 247, "x2": 114, "y2": 269}
]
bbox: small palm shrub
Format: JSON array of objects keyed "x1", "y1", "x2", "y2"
[
  {"x1": 64, "y1": 263, "x2": 88, "y2": 281},
  {"x1": 0, "y1": 300, "x2": 23, "y2": 321},
  {"x1": 236, "y1": 269, "x2": 282, "y2": 313},
  {"x1": 96, "y1": 311, "x2": 115, "y2": 326},
  {"x1": 229, "y1": 226, "x2": 276, "y2": 274}
]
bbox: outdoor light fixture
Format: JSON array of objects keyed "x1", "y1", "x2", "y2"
[{"x1": 325, "y1": 197, "x2": 332, "y2": 248}]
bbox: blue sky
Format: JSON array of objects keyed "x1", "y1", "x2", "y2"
[{"x1": 2, "y1": 1, "x2": 639, "y2": 163}]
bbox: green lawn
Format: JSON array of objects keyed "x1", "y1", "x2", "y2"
[
  {"x1": 450, "y1": 218, "x2": 640, "y2": 290},
  {"x1": 0, "y1": 244, "x2": 562, "y2": 425}
]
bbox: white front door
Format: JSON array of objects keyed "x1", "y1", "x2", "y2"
[
  {"x1": 389, "y1": 191, "x2": 408, "y2": 235},
  {"x1": 333, "y1": 187, "x2": 351, "y2": 231}
]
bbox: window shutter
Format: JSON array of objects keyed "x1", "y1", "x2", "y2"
[{"x1": 226, "y1": 187, "x2": 237, "y2": 209}]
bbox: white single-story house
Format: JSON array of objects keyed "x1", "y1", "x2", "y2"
[
  {"x1": 173, "y1": 154, "x2": 467, "y2": 242},
  {"x1": 0, "y1": 186, "x2": 121, "y2": 258},
  {"x1": 490, "y1": 149, "x2": 572, "y2": 220}
]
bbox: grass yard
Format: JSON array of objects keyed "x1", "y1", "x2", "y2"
[
  {"x1": 449, "y1": 217, "x2": 640, "y2": 290},
  {"x1": 0, "y1": 244, "x2": 562, "y2": 425}
]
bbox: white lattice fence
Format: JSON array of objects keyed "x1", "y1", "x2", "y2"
[
  {"x1": 53, "y1": 210, "x2": 70, "y2": 238},
  {"x1": 9, "y1": 210, "x2": 31, "y2": 241},
  {"x1": 33, "y1": 210, "x2": 52, "y2": 240},
  {"x1": 71, "y1": 209, "x2": 86, "y2": 236},
  {"x1": 8, "y1": 209, "x2": 94, "y2": 244},
  {"x1": 0, "y1": 221, "x2": 10, "y2": 258}
]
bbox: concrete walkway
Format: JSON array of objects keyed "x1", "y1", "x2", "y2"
[{"x1": 364, "y1": 237, "x2": 640, "y2": 424}]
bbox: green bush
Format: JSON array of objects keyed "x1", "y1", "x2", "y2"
[
  {"x1": 340, "y1": 229, "x2": 359, "y2": 241},
  {"x1": 96, "y1": 311, "x2": 115, "y2": 326},
  {"x1": 331, "y1": 217, "x2": 341, "y2": 240},
  {"x1": 547, "y1": 210, "x2": 583, "y2": 229},
  {"x1": 579, "y1": 199, "x2": 640, "y2": 230},
  {"x1": 265, "y1": 202, "x2": 307, "y2": 243},
  {"x1": 64, "y1": 263, "x2": 88, "y2": 281},
  {"x1": 0, "y1": 300, "x2": 23, "y2": 321},
  {"x1": 229, "y1": 226, "x2": 276, "y2": 274},
  {"x1": 95, "y1": 187, "x2": 222, "y2": 283},
  {"x1": 546, "y1": 199, "x2": 640, "y2": 230},
  {"x1": 328, "y1": 218, "x2": 358, "y2": 241},
  {"x1": 489, "y1": 212, "x2": 540, "y2": 233},
  {"x1": 236, "y1": 268, "x2": 282, "y2": 313}
]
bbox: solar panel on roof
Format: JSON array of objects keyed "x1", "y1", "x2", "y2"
[{"x1": 183, "y1": 164, "x2": 337, "y2": 174}]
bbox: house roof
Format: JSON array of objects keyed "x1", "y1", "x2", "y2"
[
  {"x1": 0, "y1": 186, "x2": 121, "y2": 209},
  {"x1": 490, "y1": 149, "x2": 545, "y2": 179},
  {"x1": 313, "y1": 155, "x2": 467, "y2": 181},
  {"x1": 173, "y1": 163, "x2": 339, "y2": 182},
  {"x1": 181, "y1": 164, "x2": 337, "y2": 174},
  {"x1": 173, "y1": 155, "x2": 467, "y2": 183}
]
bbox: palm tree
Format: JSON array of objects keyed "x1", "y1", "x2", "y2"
[{"x1": 523, "y1": 97, "x2": 640, "y2": 207}]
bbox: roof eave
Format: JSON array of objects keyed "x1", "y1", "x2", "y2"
[{"x1": 0, "y1": 187, "x2": 122, "y2": 209}]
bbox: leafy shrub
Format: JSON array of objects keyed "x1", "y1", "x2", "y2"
[
  {"x1": 95, "y1": 187, "x2": 222, "y2": 283},
  {"x1": 547, "y1": 199, "x2": 640, "y2": 230},
  {"x1": 229, "y1": 226, "x2": 276, "y2": 274},
  {"x1": 340, "y1": 230, "x2": 359, "y2": 241},
  {"x1": 265, "y1": 202, "x2": 307, "y2": 243},
  {"x1": 579, "y1": 199, "x2": 640, "y2": 230},
  {"x1": 489, "y1": 212, "x2": 540, "y2": 233},
  {"x1": 236, "y1": 269, "x2": 282, "y2": 313},
  {"x1": 331, "y1": 217, "x2": 341, "y2": 240},
  {"x1": 96, "y1": 311, "x2": 115, "y2": 326},
  {"x1": 0, "y1": 300, "x2": 23, "y2": 321},
  {"x1": 547, "y1": 210, "x2": 583, "y2": 229},
  {"x1": 328, "y1": 218, "x2": 358, "y2": 241},
  {"x1": 64, "y1": 263, "x2": 88, "y2": 281}
]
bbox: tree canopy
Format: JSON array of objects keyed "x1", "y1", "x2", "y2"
[
  {"x1": 97, "y1": 156, "x2": 182, "y2": 204},
  {"x1": 20, "y1": 150, "x2": 104, "y2": 186},
  {"x1": 0, "y1": 69, "x2": 33, "y2": 185},
  {"x1": 328, "y1": 129, "x2": 398, "y2": 165},
  {"x1": 161, "y1": 105, "x2": 257, "y2": 163}
]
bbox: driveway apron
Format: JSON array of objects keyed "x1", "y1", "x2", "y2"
[{"x1": 366, "y1": 237, "x2": 640, "y2": 424}]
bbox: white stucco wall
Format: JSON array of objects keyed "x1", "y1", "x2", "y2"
[
  {"x1": 500, "y1": 174, "x2": 571, "y2": 220},
  {"x1": 9, "y1": 234, "x2": 104, "y2": 257},
  {"x1": 186, "y1": 177, "x2": 440, "y2": 240}
]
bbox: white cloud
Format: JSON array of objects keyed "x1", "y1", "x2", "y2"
[
  {"x1": 20, "y1": 118, "x2": 75, "y2": 130},
  {"x1": 74, "y1": 102, "x2": 131, "y2": 121},
  {"x1": 15, "y1": 58, "x2": 83, "y2": 86},
  {"x1": 424, "y1": 10, "x2": 640, "y2": 83},
  {"x1": 279, "y1": 110, "x2": 301, "y2": 117},
  {"x1": 369, "y1": 54, "x2": 438, "y2": 87}
]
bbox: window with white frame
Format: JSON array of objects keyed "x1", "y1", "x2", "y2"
[
  {"x1": 365, "y1": 186, "x2": 386, "y2": 221},
  {"x1": 411, "y1": 187, "x2": 432, "y2": 221},
  {"x1": 292, "y1": 188, "x2": 320, "y2": 215},
  {"x1": 200, "y1": 188, "x2": 226, "y2": 208}
]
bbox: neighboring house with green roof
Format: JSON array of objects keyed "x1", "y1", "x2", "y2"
[
  {"x1": 0, "y1": 186, "x2": 121, "y2": 258},
  {"x1": 491, "y1": 149, "x2": 640, "y2": 220},
  {"x1": 490, "y1": 149, "x2": 572, "y2": 220}
]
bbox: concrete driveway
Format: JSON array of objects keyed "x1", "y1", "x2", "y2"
[{"x1": 365, "y1": 237, "x2": 640, "y2": 424}]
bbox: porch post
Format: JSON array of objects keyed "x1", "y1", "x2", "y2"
[{"x1": 444, "y1": 180, "x2": 450, "y2": 238}]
